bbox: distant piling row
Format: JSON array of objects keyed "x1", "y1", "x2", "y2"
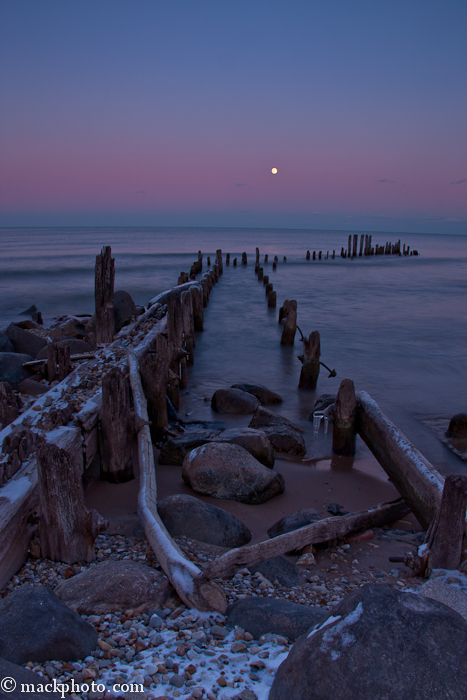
[
  {"x1": 305, "y1": 235, "x2": 418, "y2": 261},
  {"x1": 254, "y1": 248, "x2": 277, "y2": 307}
]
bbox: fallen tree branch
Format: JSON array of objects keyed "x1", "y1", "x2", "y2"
[
  {"x1": 127, "y1": 346, "x2": 226, "y2": 613},
  {"x1": 202, "y1": 498, "x2": 410, "y2": 581}
]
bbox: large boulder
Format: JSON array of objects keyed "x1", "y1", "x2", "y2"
[
  {"x1": 159, "y1": 429, "x2": 222, "y2": 465},
  {"x1": 54, "y1": 559, "x2": 176, "y2": 615},
  {"x1": 17, "y1": 378, "x2": 49, "y2": 396},
  {"x1": 270, "y1": 583, "x2": 467, "y2": 700},
  {"x1": 0, "y1": 332, "x2": 14, "y2": 353},
  {"x1": 159, "y1": 427, "x2": 275, "y2": 468},
  {"x1": 157, "y1": 494, "x2": 252, "y2": 547},
  {"x1": 0, "y1": 584, "x2": 98, "y2": 664},
  {"x1": 226, "y1": 597, "x2": 327, "y2": 642},
  {"x1": 446, "y1": 413, "x2": 467, "y2": 438},
  {"x1": 49, "y1": 316, "x2": 87, "y2": 340},
  {"x1": 114, "y1": 290, "x2": 137, "y2": 332},
  {"x1": 268, "y1": 508, "x2": 322, "y2": 538},
  {"x1": 231, "y1": 383, "x2": 283, "y2": 405},
  {"x1": 211, "y1": 388, "x2": 260, "y2": 414},
  {"x1": 0, "y1": 352, "x2": 33, "y2": 387},
  {"x1": 182, "y1": 442, "x2": 285, "y2": 504},
  {"x1": 249, "y1": 406, "x2": 306, "y2": 456},
  {"x1": 5, "y1": 323, "x2": 47, "y2": 358},
  {"x1": 0, "y1": 658, "x2": 62, "y2": 700},
  {"x1": 35, "y1": 337, "x2": 93, "y2": 360},
  {"x1": 248, "y1": 556, "x2": 299, "y2": 587}
]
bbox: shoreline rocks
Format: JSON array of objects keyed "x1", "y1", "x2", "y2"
[
  {"x1": 211, "y1": 388, "x2": 260, "y2": 414},
  {"x1": 157, "y1": 493, "x2": 252, "y2": 547},
  {"x1": 249, "y1": 406, "x2": 306, "y2": 456},
  {"x1": 182, "y1": 442, "x2": 285, "y2": 504}
]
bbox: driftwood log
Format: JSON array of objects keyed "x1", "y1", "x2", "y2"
[
  {"x1": 202, "y1": 499, "x2": 410, "y2": 580},
  {"x1": 357, "y1": 391, "x2": 444, "y2": 529},
  {"x1": 332, "y1": 378, "x2": 357, "y2": 456},
  {"x1": 127, "y1": 347, "x2": 226, "y2": 613},
  {"x1": 297, "y1": 328, "x2": 320, "y2": 389},
  {"x1": 36, "y1": 428, "x2": 108, "y2": 563},
  {"x1": 100, "y1": 367, "x2": 134, "y2": 483},
  {"x1": 95, "y1": 246, "x2": 115, "y2": 344}
]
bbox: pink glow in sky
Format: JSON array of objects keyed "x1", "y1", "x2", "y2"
[{"x1": 0, "y1": 1, "x2": 466, "y2": 233}]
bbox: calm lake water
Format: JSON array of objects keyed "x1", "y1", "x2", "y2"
[{"x1": 1, "y1": 226, "x2": 466, "y2": 475}]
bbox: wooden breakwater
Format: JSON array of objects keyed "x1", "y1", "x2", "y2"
[{"x1": 0, "y1": 247, "x2": 222, "y2": 597}]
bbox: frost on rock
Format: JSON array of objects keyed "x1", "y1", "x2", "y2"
[{"x1": 319, "y1": 602, "x2": 364, "y2": 656}]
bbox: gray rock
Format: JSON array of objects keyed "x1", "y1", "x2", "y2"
[
  {"x1": 267, "y1": 508, "x2": 322, "y2": 538},
  {"x1": 49, "y1": 316, "x2": 87, "y2": 340},
  {"x1": 0, "y1": 332, "x2": 14, "y2": 353},
  {"x1": 157, "y1": 493, "x2": 252, "y2": 547},
  {"x1": 419, "y1": 579, "x2": 467, "y2": 620},
  {"x1": 211, "y1": 388, "x2": 260, "y2": 414},
  {"x1": 312, "y1": 394, "x2": 336, "y2": 412},
  {"x1": 249, "y1": 406, "x2": 306, "y2": 456},
  {"x1": 231, "y1": 383, "x2": 283, "y2": 405},
  {"x1": 226, "y1": 597, "x2": 327, "y2": 642},
  {"x1": 54, "y1": 559, "x2": 176, "y2": 615},
  {"x1": 0, "y1": 658, "x2": 61, "y2": 700},
  {"x1": 35, "y1": 338, "x2": 93, "y2": 360},
  {"x1": 5, "y1": 323, "x2": 47, "y2": 358},
  {"x1": 446, "y1": 413, "x2": 467, "y2": 438},
  {"x1": 0, "y1": 584, "x2": 98, "y2": 664},
  {"x1": 248, "y1": 556, "x2": 299, "y2": 587},
  {"x1": 270, "y1": 583, "x2": 467, "y2": 700},
  {"x1": 182, "y1": 442, "x2": 285, "y2": 504},
  {"x1": 17, "y1": 378, "x2": 49, "y2": 396},
  {"x1": 0, "y1": 352, "x2": 34, "y2": 387},
  {"x1": 159, "y1": 427, "x2": 275, "y2": 468},
  {"x1": 114, "y1": 290, "x2": 137, "y2": 332}
]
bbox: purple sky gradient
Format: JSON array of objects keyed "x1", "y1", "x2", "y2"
[{"x1": 0, "y1": 0, "x2": 466, "y2": 233}]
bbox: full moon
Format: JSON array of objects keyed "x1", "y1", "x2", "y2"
[{"x1": 271, "y1": 167, "x2": 278, "y2": 174}]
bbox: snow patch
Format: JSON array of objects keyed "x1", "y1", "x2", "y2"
[
  {"x1": 307, "y1": 615, "x2": 341, "y2": 639},
  {"x1": 319, "y1": 602, "x2": 364, "y2": 655},
  {"x1": 0, "y1": 475, "x2": 32, "y2": 503}
]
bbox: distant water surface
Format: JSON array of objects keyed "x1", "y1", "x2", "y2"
[{"x1": 1, "y1": 226, "x2": 466, "y2": 474}]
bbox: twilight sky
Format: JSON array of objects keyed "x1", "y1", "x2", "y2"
[{"x1": 0, "y1": 0, "x2": 466, "y2": 233}]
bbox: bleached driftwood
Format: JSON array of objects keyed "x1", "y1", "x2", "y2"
[
  {"x1": 202, "y1": 498, "x2": 410, "y2": 581},
  {"x1": 357, "y1": 391, "x2": 444, "y2": 529},
  {"x1": 127, "y1": 347, "x2": 226, "y2": 613}
]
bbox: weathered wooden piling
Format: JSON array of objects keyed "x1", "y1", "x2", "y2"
[
  {"x1": 347, "y1": 235, "x2": 351, "y2": 258},
  {"x1": 352, "y1": 234, "x2": 358, "y2": 258},
  {"x1": 297, "y1": 330, "x2": 320, "y2": 389},
  {"x1": 36, "y1": 429, "x2": 108, "y2": 564},
  {"x1": 233, "y1": 257, "x2": 237, "y2": 266},
  {"x1": 265, "y1": 282, "x2": 273, "y2": 296},
  {"x1": 283, "y1": 256, "x2": 287, "y2": 262},
  {"x1": 272, "y1": 261, "x2": 277, "y2": 270},
  {"x1": 313, "y1": 251, "x2": 316, "y2": 260},
  {"x1": 216, "y1": 249, "x2": 223, "y2": 273},
  {"x1": 95, "y1": 246, "x2": 115, "y2": 344},
  {"x1": 47, "y1": 343, "x2": 70, "y2": 382},
  {"x1": 268, "y1": 291, "x2": 277, "y2": 307},
  {"x1": 181, "y1": 290, "x2": 195, "y2": 366},
  {"x1": 226, "y1": 253, "x2": 230, "y2": 265},
  {"x1": 190, "y1": 284, "x2": 204, "y2": 331},
  {"x1": 318, "y1": 251, "x2": 322, "y2": 260},
  {"x1": 0, "y1": 382, "x2": 20, "y2": 430},
  {"x1": 280, "y1": 299, "x2": 297, "y2": 344},
  {"x1": 332, "y1": 250, "x2": 335, "y2": 259},
  {"x1": 263, "y1": 275, "x2": 269, "y2": 286},
  {"x1": 258, "y1": 267, "x2": 264, "y2": 281},
  {"x1": 242, "y1": 252, "x2": 248, "y2": 265},
  {"x1": 264, "y1": 254, "x2": 268, "y2": 263},
  {"x1": 306, "y1": 250, "x2": 310, "y2": 260},
  {"x1": 359, "y1": 234, "x2": 364, "y2": 256},
  {"x1": 255, "y1": 263, "x2": 260, "y2": 274},
  {"x1": 140, "y1": 347, "x2": 169, "y2": 442},
  {"x1": 256, "y1": 247, "x2": 260, "y2": 263},
  {"x1": 100, "y1": 367, "x2": 134, "y2": 483},
  {"x1": 425, "y1": 475, "x2": 467, "y2": 572},
  {"x1": 332, "y1": 379, "x2": 357, "y2": 456}
]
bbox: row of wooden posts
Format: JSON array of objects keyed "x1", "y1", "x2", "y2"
[{"x1": 304, "y1": 236, "x2": 419, "y2": 261}]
